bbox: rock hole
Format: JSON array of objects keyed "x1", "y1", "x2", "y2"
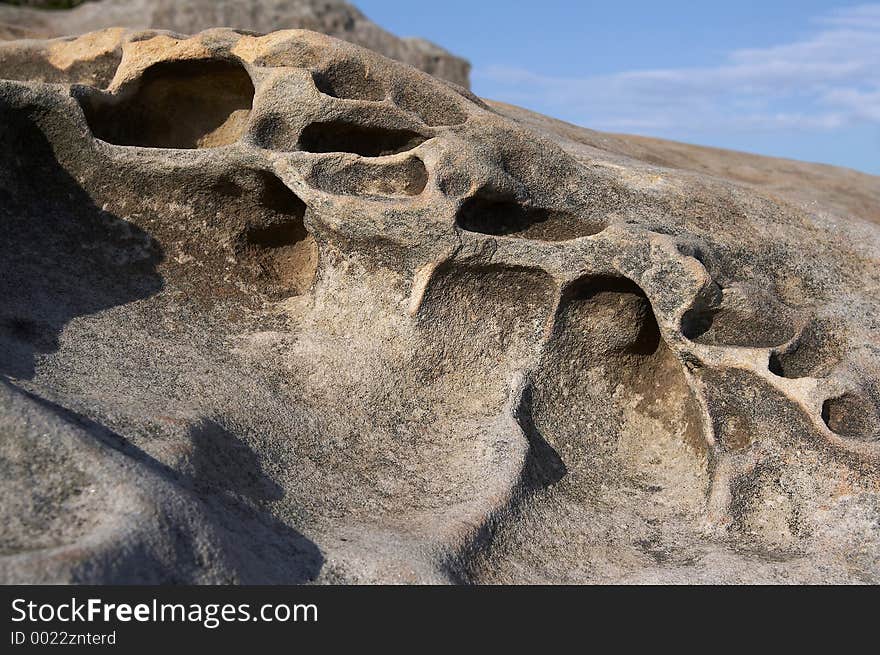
[
  {"x1": 311, "y1": 60, "x2": 386, "y2": 101},
  {"x1": 77, "y1": 58, "x2": 254, "y2": 149},
  {"x1": 680, "y1": 305, "x2": 716, "y2": 342},
  {"x1": 184, "y1": 420, "x2": 283, "y2": 502},
  {"x1": 821, "y1": 394, "x2": 879, "y2": 440},
  {"x1": 768, "y1": 352, "x2": 786, "y2": 377},
  {"x1": 767, "y1": 320, "x2": 842, "y2": 379},
  {"x1": 415, "y1": 263, "x2": 557, "y2": 388},
  {"x1": 239, "y1": 173, "x2": 318, "y2": 296},
  {"x1": 466, "y1": 275, "x2": 708, "y2": 571},
  {"x1": 298, "y1": 121, "x2": 427, "y2": 157},
  {"x1": 681, "y1": 284, "x2": 796, "y2": 348},
  {"x1": 456, "y1": 194, "x2": 605, "y2": 241},
  {"x1": 540, "y1": 275, "x2": 707, "y2": 486},
  {"x1": 556, "y1": 277, "x2": 665, "y2": 355},
  {"x1": 307, "y1": 157, "x2": 428, "y2": 197},
  {"x1": 676, "y1": 242, "x2": 710, "y2": 266},
  {"x1": 249, "y1": 113, "x2": 298, "y2": 151}
]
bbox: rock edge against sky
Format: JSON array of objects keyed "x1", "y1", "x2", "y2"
[{"x1": 0, "y1": 23, "x2": 878, "y2": 583}]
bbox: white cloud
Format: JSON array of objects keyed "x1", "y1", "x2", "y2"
[{"x1": 475, "y1": 3, "x2": 880, "y2": 133}]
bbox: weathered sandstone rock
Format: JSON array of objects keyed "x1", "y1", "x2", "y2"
[
  {"x1": 0, "y1": 28, "x2": 877, "y2": 583},
  {"x1": 0, "y1": 0, "x2": 471, "y2": 88}
]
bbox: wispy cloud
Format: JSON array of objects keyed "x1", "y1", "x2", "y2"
[{"x1": 475, "y1": 4, "x2": 880, "y2": 133}]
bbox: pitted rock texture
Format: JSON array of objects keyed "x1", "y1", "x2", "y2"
[
  {"x1": 0, "y1": 28, "x2": 878, "y2": 584},
  {"x1": 0, "y1": 0, "x2": 471, "y2": 88}
]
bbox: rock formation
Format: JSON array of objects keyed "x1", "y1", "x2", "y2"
[
  {"x1": 0, "y1": 0, "x2": 471, "y2": 88},
  {"x1": 0, "y1": 28, "x2": 878, "y2": 584}
]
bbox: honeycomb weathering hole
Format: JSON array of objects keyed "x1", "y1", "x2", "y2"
[
  {"x1": 821, "y1": 394, "x2": 879, "y2": 440},
  {"x1": 249, "y1": 113, "x2": 299, "y2": 152},
  {"x1": 767, "y1": 321, "x2": 842, "y2": 379},
  {"x1": 240, "y1": 174, "x2": 318, "y2": 296},
  {"x1": 79, "y1": 59, "x2": 255, "y2": 149},
  {"x1": 456, "y1": 196, "x2": 605, "y2": 241},
  {"x1": 307, "y1": 157, "x2": 428, "y2": 197},
  {"x1": 681, "y1": 288, "x2": 796, "y2": 348},
  {"x1": 519, "y1": 274, "x2": 708, "y2": 523},
  {"x1": 414, "y1": 263, "x2": 557, "y2": 383},
  {"x1": 298, "y1": 121, "x2": 428, "y2": 157},
  {"x1": 556, "y1": 277, "x2": 667, "y2": 355},
  {"x1": 311, "y1": 60, "x2": 386, "y2": 101}
]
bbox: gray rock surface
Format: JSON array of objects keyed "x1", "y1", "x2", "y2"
[
  {"x1": 0, "y1": 0, "x2": 471, "y2": 87},
  {"x1": 0, "y1": 28, "x2": 878, "y2": 584}
]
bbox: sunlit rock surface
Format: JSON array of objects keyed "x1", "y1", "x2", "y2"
[
  {"x1": 0, "y1": 0, "x2": 471, "y2": 87},
  {"x1": 0, "y1": 28, "x2": 878, "y2": 584}
]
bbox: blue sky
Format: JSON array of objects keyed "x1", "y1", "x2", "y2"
[{"x1": 357, "y1": 1, "x2": 880, "y2": 175}]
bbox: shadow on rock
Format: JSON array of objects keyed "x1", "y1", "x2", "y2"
[
  {"x1": 0, "y1": 97, "x2": 323, "y2": 583},
  {"x1": 443, "y1": 384, "x2": 567, "y2": 584},
  {"x1": 517, "y1": 385, "x2": 567, "y2": 491},
  {"x1": 187, "y1": 419, "x2": 285, "y2": 503},
  {"x1": 0, "y1": 98, "x2": 163, "y2": 379},
  {"x1": 12, "y1": 378, "x2": 324, "y2": 584}
]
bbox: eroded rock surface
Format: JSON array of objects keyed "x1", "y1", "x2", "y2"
[
  {"x1": 0, "y1": 28, "x2": 878, "y2": 584},
  {"x1": 0, "y1": 0, "x2": 471, "y2": 87}
]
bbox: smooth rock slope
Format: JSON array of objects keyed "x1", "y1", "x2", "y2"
[{"x1": 0, "y1": 28, "x2": 878, "y2": 583}]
